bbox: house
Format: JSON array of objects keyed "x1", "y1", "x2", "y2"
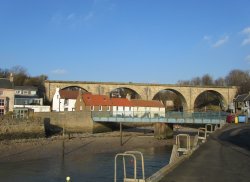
[
  {"x1": 14, "y1": 86, "x2": 43, "y2": 105},
  {"x1": 130, "y1": 100, "x2": 165, "y2": 118},
  {"x1": 111, "y1": 98, "x2": 133, "y2": 117},
  {"x1": 75, "y1": 93, "x2": 111, "y2": 112},
  {"x1": 14, "y1": 86, "x2": 50, "y2": 113},
  {"x1": 234, "y1": 92, "x2": 250, "y2": 118},
  {"x1": 75, "y1": 92, "x2": 166, "y2": 119},
  {"x1": 52, "y1": 88, "x2": 79, "y2": 111},
  {"x1": 0, "y1": 78, "x2": 14, "y2": 115}
]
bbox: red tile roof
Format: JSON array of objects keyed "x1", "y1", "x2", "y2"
[
  {"x1": 111, "y1": 98, "x2": 132, "y2": 106},
  {"x1": 130, "y1": 99, "x2": 164, "y2": 108},
  {"x1": 82, "y1": 93, "x2": 111, "y2": 106},
  {"x1": 79, "y1": 93, "x2": 164, "y2": 108},
  {"x1": 59, "y1": 90, "x2": 79, "y2": 99}
]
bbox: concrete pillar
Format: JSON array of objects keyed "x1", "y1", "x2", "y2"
[{"x1": 154, "y1": 123, "x2": 173, "y2": 139}]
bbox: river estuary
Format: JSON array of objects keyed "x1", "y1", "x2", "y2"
[{"x1": 0, "y1": 142, "x2": 172, "y2": 182}]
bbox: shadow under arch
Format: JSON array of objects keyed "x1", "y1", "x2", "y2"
[
  {"x1": 61, "y1": 86, "x2": 89, "y2": 93},
  {"x1": 194, "y1": 90, "x2": 227, "y2": 112},
  {"x1": 110, "y1": 87, "x2": 142, "y2": 99},
  {"x1": 152, "y1": 89, "x2": 188, "y2": 112}
]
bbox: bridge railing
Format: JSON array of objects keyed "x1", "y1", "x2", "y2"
[{"x1": 91, "y1": 111, "x2": 228, "y2": 124}]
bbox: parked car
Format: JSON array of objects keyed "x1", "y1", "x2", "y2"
[{"x1": 226, "y1": 114, "x2": 235, "y2": 123}]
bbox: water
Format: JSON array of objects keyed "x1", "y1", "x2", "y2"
[{"x1": 0, "y1": 145, "x2": 172, "y2": 182}]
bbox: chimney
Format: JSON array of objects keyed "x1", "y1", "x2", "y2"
[
  {"x1": 9, "y1": 73, "x2": 14, "y2": 82},
  {"x1": 126, "y1": 93, "x2": 131, "y2": 100}
]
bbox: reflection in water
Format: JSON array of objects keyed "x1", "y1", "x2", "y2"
[{"x1": 0, "y1": 146, "x2": 171, "y2": 182}]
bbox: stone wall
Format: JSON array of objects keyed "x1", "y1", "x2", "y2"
[
  {"x1": 0, "y1": 117, "x2": 45, "y2": 140},
  {"x1": 34, "y1": 111, "x2": 113, "y2": 135}
]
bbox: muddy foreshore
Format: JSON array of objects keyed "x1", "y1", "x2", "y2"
[{"x1": 0, "y1": 131, "x2": 175, "y2": 163}]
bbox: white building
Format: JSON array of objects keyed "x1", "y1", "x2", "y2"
[
  {"x1": 52, "y1": 88, "x2": 78, "y2": 112},
  {"x1": 110, "y1": 97, "x2": 165, "y2": 118},
  {"x1": 111, "y1": 98, "x2": 133, "y2": 117},
  {"x1": 14, "y1": 86, "x2": 50, "y2": 112},
  {"x1": 130, "y1": 100, "x2": 165, "y2": 118}
]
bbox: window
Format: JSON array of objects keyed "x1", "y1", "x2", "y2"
[
  {"x1": 64, "y1": 99, "x2": 69, "y2": 106},
  {"x1": 0, "y1": 99, "x2": 4, "y2": 106},
  {"x1": 107, "y1": 106, "x2": 110, "y2": 111},
  {"x1": 23, "y1": 90, "x2": 29, "y2": 95},
  {"x1": 0, "y1": 109, "x2": 4, "y2": 115},
  {"x1": 99, "y1": 106, "x2": 102, "y2": 111},
  {"x1": 80, "y1": 106, "x2": 83, "y2": 111},
  {"x1": 15, "y1": 90, "x2": 21, "y2": 94},
  {"x1": 91, "y1": 106, "x2": 95, "y2": 111}
]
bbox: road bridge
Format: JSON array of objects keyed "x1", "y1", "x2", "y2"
[{"x1": 44, "y1": 80, "x2": 237, "y2": 112}]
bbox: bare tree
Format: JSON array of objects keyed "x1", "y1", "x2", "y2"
[
  {"x1": 177, "y1": 80, "x2": 191, "y2": 85},
  {"x1": 191, "y1": 77, "x2": 201, "y2": 86},
  {"x1": 214, "y1": 77, "x2": 225, "y2": 86},
  {"x1": 201, "y1": 74, "x2": 214, "y2": 86},
  {"x1": 225, "y1": 69, "x2": 250, "y2": 94}
]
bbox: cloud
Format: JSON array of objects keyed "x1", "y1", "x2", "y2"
[
  {"x1": 203, "y1": 35, "x2": 211, "y2": 41},
  {"x1": 51, "y1": 69, "x2": 67, "y2": 75},
  {"x1": 212, "y1": 36, "x2": 229, "y2": 48},
  {"x1": 242, "y1": 38, "x2": 250, "y2": 46},
  {"x1": 84, "y1": 11, "x2": 95, "y2": 21},
  {"x1": 241, "y1": 26, "x2": 250, "y2": 46},
  {"x1": 66, "y1": 13, "x2": 76, "y2": 21},
  {"x1": 245, "y1": 55, "x2": 250, "y2": 63},
  {"x1": 242, "y1": 27, "x2": 250, "y2": 34}
]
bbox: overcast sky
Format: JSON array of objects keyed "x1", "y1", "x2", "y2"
[{"x1": 1, "y1": 0, "x2": 250, "y2": 83}]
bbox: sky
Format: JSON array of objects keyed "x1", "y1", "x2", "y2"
[{"x1": 0, "y1": 0, "x2": 250, "y2": 84}]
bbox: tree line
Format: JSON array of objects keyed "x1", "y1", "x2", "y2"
[
  {"x1": 177, "y1": 69, "x2": 250, "y2": 95},
  {"x1": 0, "y1": 66, "x2": 48, "y2": 101}
]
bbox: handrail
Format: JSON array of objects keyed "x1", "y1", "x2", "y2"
[
  {"x1": 114, "y1": 153, "x2": 137, "y2": 182},
  {"x1": 176, "y1": 134, "x2": 191, "y2": 154},
  {"x1": 124, "y1": 151, "x2": 145, "y2": 180}
]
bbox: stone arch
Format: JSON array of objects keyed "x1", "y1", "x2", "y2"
[
  {"x1": 109, "y1": 87, "x2": 142, "y2": 99},
  {"x1": 61, "y1": 86, "x2": 89, "y2": 93},
  {"x1": 194, "y1": 90, "x2": 227, "y2": 112},
  {"x1": 152, "y1": 89, "x2": 188, "y2": 111}
]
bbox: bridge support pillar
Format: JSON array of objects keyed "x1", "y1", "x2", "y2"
[{"x1": 154, "y1": 123, "x2": 173, "y2": 139}]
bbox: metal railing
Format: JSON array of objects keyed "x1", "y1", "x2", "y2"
[
  {"x1": 92, "y1": 111, "x2": 228, "y2": 124},
  {"x1": 114, "y1": 151, "x2": 145, "y2": 182}
]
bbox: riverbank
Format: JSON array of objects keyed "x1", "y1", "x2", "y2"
[{"x1": 0, "y1": 130, "x2": 174, "y2": 163}]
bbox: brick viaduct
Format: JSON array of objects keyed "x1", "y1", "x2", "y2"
[{"x1": 44, "y1": 80, "x2": 237, "y2": 112}]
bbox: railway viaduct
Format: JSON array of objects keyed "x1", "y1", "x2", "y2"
[{"x1": 44, "y1": 80, "x2": 237, "y2": 112}]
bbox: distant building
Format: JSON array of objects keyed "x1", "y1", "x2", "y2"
[
  {"x1": 75, "y1": 93, "x2": 111, "y2": 112},
  {"x1": 234, "y1": 92, "x2": 250, "y2": 118},
  {"x1": 0, "y1": 78, "x2": 14, "y2": 115},
  {"x1": 52, "y1": 88, "x2": 79, "y2": 111},
  {"x1": 111, "y1": 97, "x2": 132, "y2": 117},
  {"x1": 14, "y1": 86, "x2": 50, "y2": 112},
  {"x1": 75, "y1": 93, "x2": 166, "y2": 118},
  {"x1": 130, "y1": 99, "x2": 165, "y2": 118}
]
